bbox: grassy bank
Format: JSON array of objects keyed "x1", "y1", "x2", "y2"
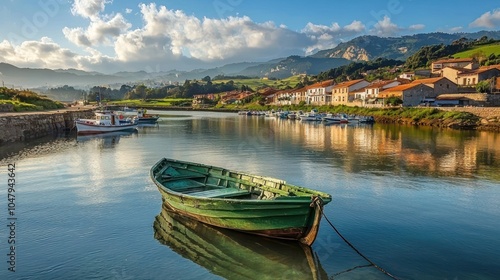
[{"x1": 0, "y1": 87, "x2": 65, "y2": 112}]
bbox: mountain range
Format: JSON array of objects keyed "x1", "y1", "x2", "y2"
[{"x1": 1, "y1": 30, "x2": 499, "y2": 89}]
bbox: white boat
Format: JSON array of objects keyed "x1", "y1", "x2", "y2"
[
  {"x1": 299, "y1": 110, "x2": 322, "y2": 121},
  {"x1": 322, "y1": 113, "x2": 348, "y2": 124},
  {"x1": 75, "y1": 111, "x2": 138, "y2": 134}
]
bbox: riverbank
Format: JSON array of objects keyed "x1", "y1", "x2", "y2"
[
  {"x1": 373, "y1": 107, "x2": 500, "y2": 132},
  {"x1": 0, "y1": 107, "x2": 94, "y2": 144},
  {"x1": 1, "y1": 105, "x2": 499, "y2": 145},
  {"x1": 141, "y1": 105, "x2": 500, "y2": 132}
]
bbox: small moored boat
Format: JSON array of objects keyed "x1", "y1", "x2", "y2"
[
  {"x1": 150, "y1": 158, "x2": 332, "y2": 246},
  {"x1": 135, "y1": 109, "x2": 160, "y2": 124},
  {"x1": 75, "y1": 110, "x2": 138, "y2": 134}
]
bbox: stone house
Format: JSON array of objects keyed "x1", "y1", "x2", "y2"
[
  {"x1": 306, "y1": 79, "x2": 335, "y2": 105},
  {"x1": 441, "y1": 66, "x2": 500, "y2": 87},
  {"x1": 290, "y1": 87, "x2": 307, "y2": 105},
  {"x1": 410, "y1": 77, "x2": 458, "y2": 95},
  {"x1": 431, "y1": 58, "x2": 478, "y2": 74},
  {"x1": 331, "y1": 79, "x2": 370, "y2": 105},
  {"x1": 379, "y1": 83, "x2": 434, "y2": 107}
]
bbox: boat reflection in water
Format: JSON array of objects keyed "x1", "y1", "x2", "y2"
[
  {"x1": 76, "y1": 130, "x2": 138, "y2": 148},
  {"x1": 153, "y1": 204, "x2": 328, "y2": 280}
]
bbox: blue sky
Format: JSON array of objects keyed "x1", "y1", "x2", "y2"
[{"x1": 0, "y1": 0, "x2": 499, "y2": 74}]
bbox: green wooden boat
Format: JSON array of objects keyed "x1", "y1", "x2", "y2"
[
  {"x1": 153, "y1": 204, "x2": 329, "y2": 280},
  {"x1": 150, "y1": 158, "x2": 332, "y2": 245}
]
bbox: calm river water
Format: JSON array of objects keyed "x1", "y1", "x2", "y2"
[{"x1": 1, "y1": 110, "x2": 499, "y2": 280}]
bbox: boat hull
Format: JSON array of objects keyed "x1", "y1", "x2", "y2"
[
  {"x1": 75, "y1": 120, "x2": 138, "y2": 134},
  {"x1": 150, "y1": 158, "x2": 331, "y2": 245},
  {"x1": 136, "y1": 116, "x2": 159, "y2": 124},
  {"x1": 158, "y1": 188, "x2": 316, "y2": 240}
]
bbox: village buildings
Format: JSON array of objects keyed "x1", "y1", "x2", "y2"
[
  {"x1": 192, "y1": 57, "x2": 500, "y2": 108},
  {"x1": 331, "y1": 79, "x2": 370, "y2": 106},
  {"x1": 379, "y1": 83, "x2": 434, "y2": 107}
]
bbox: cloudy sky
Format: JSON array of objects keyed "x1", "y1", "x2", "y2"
[{"x1": 0, "y1": 0, "x2": 499, "y2": 74}]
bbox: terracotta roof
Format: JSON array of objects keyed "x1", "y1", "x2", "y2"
[
  {"x1": 366, "y1": 80, "x2": 399, "y2": 89},
  {"x1": 458, "y1": 66, "x2": 500, "y2": 76},
  {"x1": 433, "y1": 58, "x2": 475, "y2": 64},
  {"x1": 291, "y1": 86, "x2": 307, "y2": 92},
  {"x1": 410, "y1": 77, "x2": 447, "y2": 84},
  {"x1": 259, "y1": 87, "x2": 280, "y2": 96},
  {"x1": 350, "y1": 86, "x2": 368, "y2": 93},
  {"x1": 332, "y1": 79, "x2": 366, "y2": 89},
  {"x1": 307, "y1": 79, "x2": 334, "y2": 89},
  {"x1": 381, "y1": 83, "x2": 423, "y2": 92}
]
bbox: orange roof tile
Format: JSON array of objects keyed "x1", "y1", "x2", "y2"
[
  {"x1": 307, "y1": 79, "x2": 334, "y2": 89},
  {"x1": 410, "y1": 77, "x2": 446, "y2": 84},
  {"x1": 381, "y1": 83, "x2": 423, "y2": 92},
  {"x1": 366, "y1": 80, "x2": 399, "y2": 89},
  {"x1": 332, "y1": 79, "x2": 366, "y2": 89}
]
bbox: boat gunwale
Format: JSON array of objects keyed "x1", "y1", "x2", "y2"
[{"x1": 150, "y1": 158, "x2": 332, "y2": 203}]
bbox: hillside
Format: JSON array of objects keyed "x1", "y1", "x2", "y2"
[
  {"x1": 453, "y1": 42, "x2": 500, "y2": 59},
  {"x1": 238, "y1": 56, "x2": 350, "y2": 79},
  {"x1": 311, "y1": 31, "x2": 500, "y2": 62}
]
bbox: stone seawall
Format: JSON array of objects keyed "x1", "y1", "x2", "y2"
[
  {"x1": 0, "y1": 109, "x2": 94, "y2": 144},
  {"x1": 439, "y1": 107, "x2": 500, "y2": 119}
]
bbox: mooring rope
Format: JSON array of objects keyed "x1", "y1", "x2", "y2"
[{"x1": 322, "y1": 213, "x2": 400, "y2": 280}]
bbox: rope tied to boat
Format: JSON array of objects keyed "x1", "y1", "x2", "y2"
[
  {"x1": 310, "y1": 195, "x2": 324, "y2": 208},
  {"x1": 322, "y1": 213, "x2": 400, "y2": 280}
]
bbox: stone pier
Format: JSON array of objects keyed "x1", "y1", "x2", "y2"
[{"x1": 0, "y1": 108, "x2": 94, "y2": 145}]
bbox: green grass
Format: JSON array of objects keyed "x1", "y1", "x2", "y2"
[
  {"x1": 0, "y1": 100, "x2": 42, "y2": 111},
  {"x1": 216, "y1": 103, "x2": 479, "y2": 123},
  {"x1": 108, "y1": 98, "x2": 192, "y2": 107},
  {"x1": 0, "y1": 87, "x2": 65, "y2": 112},
  {"x1": 453, "y1": 43, "x2": 500, "y2": 58},
  {"x1": 214, "y1": 75, "x2": 304, "y2": 91}
]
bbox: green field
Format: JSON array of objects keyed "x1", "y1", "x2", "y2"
[
  {"x1": 453, "y1": 43, "x2": 500, "y2": 58},
  {"x1": 107, "y1": 98, "x2": 192, "y2": 107},
  {"x1": 213, "y1": 75, "x2": 304, "y2": 90}
]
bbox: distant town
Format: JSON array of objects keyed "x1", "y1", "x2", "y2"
[{"x1": 194, "y1": 57, "x2": 500, "y2": 108}]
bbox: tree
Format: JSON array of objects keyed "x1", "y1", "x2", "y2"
[
  {"x1": 476, "y1": 80, "x2": 491, "y2": 93},
  {"x1": 386, "y1": 97, "x2": 403, "y2": 106}
]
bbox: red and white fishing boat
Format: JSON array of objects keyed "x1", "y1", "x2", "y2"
[{"x1": 75, "y1": 110, "x2": 138, "y2": 134}]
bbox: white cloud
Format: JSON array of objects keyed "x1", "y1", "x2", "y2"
[
  {"x1": 63, "y1": 13, "x2": 131, "y2": 47},
  {"x1": 301, "y1": 21, "x2": 366, "y2": 54},
  {"x1": 470, "y1": 9, "x2": 500, "y2": 28},
  {"x1": 409, "y1": 24, "x2": 425, "y2": 31},
  {"x1": 125, "y1": 8, "x2": 132, "y2": 14},
  {"x1": 371, "y1": 16, "x2": 401, "y2": 37},
  {"x1": 344, "y1": 20, "x2": 365, "y2": 33},
  {"x1": 71, "y1": 0, "x2": 110, "y2": 20},
  {"x1": 1, "y1": 2, "x2": 428, "y2": 74},
  {"x1": 113, "y1": 3, "x2": 311, "y2": 63},
  {"x1": 0, "y1": 38, "x2": 80, "y2": 69}
]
